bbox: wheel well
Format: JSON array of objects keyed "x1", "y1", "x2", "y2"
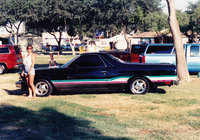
[
  {"x1": 34, "y1": 78, "x2": 54, "y2": 96},
  {"x1": 128, "y1": 76, "x2": 152, "y2": 86},
  {"x1": 0, "y1": 63, "x2": 7, "y2": 69},
  {"x1": 35, "y1": 78, "x2": 55, "y2": 89}
]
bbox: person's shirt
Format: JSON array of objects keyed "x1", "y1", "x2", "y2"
[{"x1": 24, "y1": 53, "x2": 32, "y2": 67}]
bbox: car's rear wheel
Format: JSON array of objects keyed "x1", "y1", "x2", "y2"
[
  {"x1": 129, "y1": 77, "x2": 150, "y2": 95},
  {"x1": 35, "y1": 80, "x2": 53, "y2": 97},
  {"x1": 0, "y1": 64, "x2": 6, "y2": 75}
]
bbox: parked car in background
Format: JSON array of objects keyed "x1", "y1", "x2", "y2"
[
  {"x1": 62, "y1": 44, "x2": 80, "y2": 51},
  {"x1": 103, "y1": 50, "x2": 131, "y2": 62},
  {"x1": 104, "y1": 44, "x2": 147, "y2": 63},
  {"x1": 62, "y1": 44, "x2": 71, "y2": 51},
  {"x1": 140, "y1": 44, "x2": 200, "y2": 73},
  {"x1": 16, "y1": 53, "x2": 178, "y2": 97},
  {"x1": 106, "y1": 43, "x2": 200, "y2": 73},
  {"x1": 0, "y1": 45, "x2": 23, "y2": 74},
  {"x1": 42, "y1": 45, "x2": 59, "y2": 52}
]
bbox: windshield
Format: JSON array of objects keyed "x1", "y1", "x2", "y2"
[{"x1": 61, "y1": 56, "x2": 79, "y2": 68}]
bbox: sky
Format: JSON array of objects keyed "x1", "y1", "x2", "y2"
[{"x1": 162, "y1": 0, "x2": 199, "y2": 14}]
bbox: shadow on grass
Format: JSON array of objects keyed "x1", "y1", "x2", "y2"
[
  {"x1": 149, "y1": 88, "x2": 166, "y2": 94},
  {"x1": 3, "y1": 89, "x2": 27, "y2": 96},
  {"x1": 0, "y1": 104, "x2": 130, "y2": 140},
  {"x1": 4, "y1": 87, "x2": 166, "y2": 97}
]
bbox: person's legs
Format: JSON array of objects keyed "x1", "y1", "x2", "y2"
[
  {"x1": 29, "y1": 74, "x2": 36, "y2": 97},
  {"x1": 25, "y1": 75, "x2": 32, "y2": 97}
]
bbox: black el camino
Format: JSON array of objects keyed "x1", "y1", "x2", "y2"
[{"x1": 16, "y1": 53, "x2": 178, "y2": 97}]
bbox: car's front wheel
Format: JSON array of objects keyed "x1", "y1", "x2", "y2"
[
  {"x1": 0, "y1": 64, "x2": 6, "y2": 75},
  {"x1": 129, "y1": 77, "x2": 150, "y2": 95},
  {"x1": 35, "y1": 80, "x2": 53, "y2": 97}
]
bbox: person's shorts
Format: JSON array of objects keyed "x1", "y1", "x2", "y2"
[{"x1": 24, "y1": 65, "x2": 35, "y2": 75}]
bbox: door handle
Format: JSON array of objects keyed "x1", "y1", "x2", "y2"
[{"x1": 101, "y1": 71, "x2": 108, "y2": 74}]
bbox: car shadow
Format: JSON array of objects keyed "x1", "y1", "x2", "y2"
[
  {"x1": 3, "y1": 89, "x2": 27, "y2": 96},
  {"x1": 53, "y1": 89, "x2": 127, "y2": 96},
  {"x1": 0, "y1": 104, "x2": 131, "y2": 140},
  {"x1": 52, "y1": 88, "x2": 166, "y2": 96},
  {"x1": 149, "y1": 88, "x2": 166, "y2": 94},
  {"x1": 4, "y1": 88, "x2": 166, "y2": 97}
]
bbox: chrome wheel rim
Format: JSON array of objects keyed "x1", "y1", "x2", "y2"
[
  {"x1": 131, "y1": 79, "x2": 147, "y2": 94},
  {"x1": 0, "y1": 65, "x2": 5, "y2": 74},
  {"x1": 35, "y1": 81, "x2": 49, "y2": 96}
]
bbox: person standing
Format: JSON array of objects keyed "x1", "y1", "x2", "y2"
[{"x1": 21, "y1": 45, "x2": 36, "y2": 97}]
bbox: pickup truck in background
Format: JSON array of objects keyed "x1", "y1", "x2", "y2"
[
  {"x1": 105, "y1": 43, "x2": 200, "y2": 73},
  {"x1": 103, "y1": 44, "x2": 147, "y2": 63}
]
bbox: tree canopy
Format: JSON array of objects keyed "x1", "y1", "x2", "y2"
[
  {"x1": 0, "y1": 0, "x2": 34, "y2": 44},
  {"x1": 185, "y1": 1, "x2": 200, "y2": 42},
  {"x1": 1, "y1": 0, "x2": 199, "y2": 44}
]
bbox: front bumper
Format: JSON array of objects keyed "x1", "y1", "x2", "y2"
[{"x1": 14, "y1": 64, "x2": 23, "y2": 69}]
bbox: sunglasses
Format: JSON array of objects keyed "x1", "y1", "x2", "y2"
[{"x1": 27, "y1": 48, "x2": 32, "y2": 50}]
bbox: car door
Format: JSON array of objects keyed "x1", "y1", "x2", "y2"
[
  {"x1": 64, "y1": 54, "x2": 108, "y2": 92},
  {"x1": 186, "y1": 44, "x2": 200, "y2": 72}
]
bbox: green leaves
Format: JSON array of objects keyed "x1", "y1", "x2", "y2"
[
  {"x1": 145, "y1": 12, "x2": 168, "y2": 32},
  {"x1": 0, "y1": 0, "x2": 165, "y2": 38}
]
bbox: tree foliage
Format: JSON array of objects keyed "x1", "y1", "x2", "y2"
[
  {"x1": 0, "y1": 0, "x2": 33, "y2": 44},
  {"x1": 0, "y1": 0, "x2": 171, "y2": 47},
  {"x1": 91, "y1": 0, "x2": 163, "y2": 34},
  {"x1": 145, "y1": 12, "x2": 168, "y2": 32},
  {"x1": 186, "y1": 1, "x2": 200, "y2": 42},
  {"x1": 176, "y1": 10, "x2": 190, "y2": 34},
  {"x1": 133, "y1": 0, "x2": 163, "y2": 32}
]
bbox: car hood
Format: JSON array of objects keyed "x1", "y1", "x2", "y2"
[{"x1": 35, "y1": 66, "x2": 60, "y2": 71}]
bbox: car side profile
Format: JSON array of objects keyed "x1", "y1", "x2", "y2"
[
  {"x1": 0, "y1": 45, "x2": 23, "y2": 74},
  {"x1": 143, "y1": 44, "x2": 200, "y2": 73},
  {"x1": 16, "y1": 53, "x2": 178, "y2": 97}
]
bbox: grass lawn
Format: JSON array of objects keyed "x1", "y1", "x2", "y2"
[{"x1": 0, "y1": 54, "x2": 200, "y2": 140}]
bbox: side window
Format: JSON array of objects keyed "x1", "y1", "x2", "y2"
[
  {"x1": 70, "y1": 55, "x2": 105, "y2": 68},
  {"x1": 131, "y1": 45, "x2": 146, "y2": 54},
  {"x1": 172, "y1": 48, "x2": 176, "y2": 54},
  {"x1": 100, "y1": 56, "x2": 113, "y2": 67},
  {"x1": 190, "y1": 45, "x2": 200, "y2": 56},
  {"x1": 146, "y1": 45, "x2": 173, "y2": 54},
  {"x1": 0, "y1": 47, "x2": 10, "y2": 54}
]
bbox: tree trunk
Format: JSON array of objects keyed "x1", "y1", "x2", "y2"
[
  {"x1": 155, "y1": 31, "x2": 164, "y2": 43},
  {"x1": 58, "y1": 31, "x2": 62, "y2": 54},
  {"x1": 9, "y1": 33, "x2": 14, "y2": 45},
  {"x1": 121, "y1": 27, "x2": 130, "y2": 50},
  {"x1": 166, "y1": 0, "x2": 191, "y2": 83},
  {"x1": 49, "y1": 31, "x2": 62, "y2": 54},
  {"x1": 14, "y1": 34, "x2": 18, "y2": 45},
  {"x1": 69, "y1": 37, "x2": 76, "y2": 55}
]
